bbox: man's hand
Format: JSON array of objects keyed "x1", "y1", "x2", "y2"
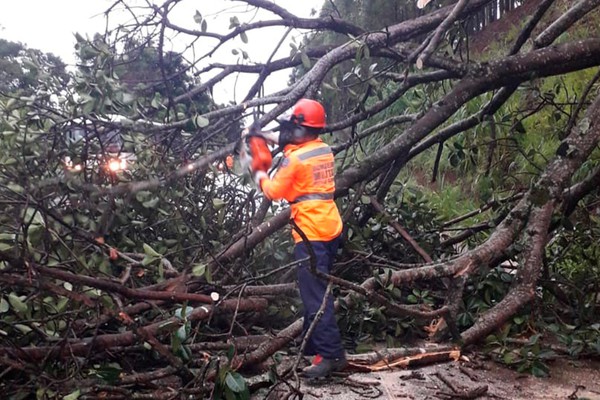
[
  {"x1": 253, "y1": 170, "x2": 268, "y2": 189},
  {"x1": 242, "y1": 120, "x2": 262, "y2": 137}
]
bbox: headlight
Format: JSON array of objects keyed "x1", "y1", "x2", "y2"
[{"x1": 108, "y1": 158, "x2": 125, "y2": 172}]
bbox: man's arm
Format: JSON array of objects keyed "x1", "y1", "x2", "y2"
[{"x1": 257, "y1": 157, "x2": 297, "y2": 201}]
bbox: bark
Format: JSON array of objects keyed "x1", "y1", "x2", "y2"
[
  {"x1": 4, "y1": 1, "x2": 600, "y2": 397},
  {"x1": 370, "y1": 196, "x2": 433, "y2": 263},
  {"x1": 337, "y1": 38, "x2": 600, "y2": 192},
  {"x1": 462, "y1": 92, "x2": 600, "y2": 345},
  {"x1": 206, "y1": 38, "x2": 600, "y2": 281},
  {"x1": 34, "y1": 265, "x2": 215, "y2": 304},
  {"x1": 2, "y1": 297, "x2": 268, "y2": 360}
]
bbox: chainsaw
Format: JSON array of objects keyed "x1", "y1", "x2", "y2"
[{"x1": 237, "y1": 121, "x2": 280, "y2": 177}]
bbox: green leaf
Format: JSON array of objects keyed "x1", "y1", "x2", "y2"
[
  {"x1": 240, "y1": 31, "x2": 248, "y2": 44},
  {"x1": 363, "y1": 45, "x2": 370, "y2": 60},
  {"x1": 142, "y1": 197, "x2": 160, "y2": 208},
  {"x1": 63, "y1": 389, "x2": 81, "y2": 400},
  {"x1": 194, "y1": 115, "x2": 210, "y2": 128},
  {"x1": 227, "y1": 344, "x2": 235, "y2": 361},
  {"x1": 301, "y1": 52, "x2": 311, "y2": 69},
  {"x1": 176, "y1": 325, "x2": 187, "y2": 341},
  {"x1": 8, "y1": 293, "x2": 28, "y2": 314},
  {"x1": 150, "y1": 93, "x2": 162, "y2": 109},
  {"x1": 528, "y1": 333, "x2": 541, "y2": 345},
  {"x1": 0, "y1": 297, "x2": 9, "y2": 313},
  {"x1": 355, "y1": 343, "x2": 374, "y2": 353},
  {"x1": 93, "y1": 365, "x2": 122, "y2": 384},
  {"x1": 0, "y1": 233, "x2": 15, "y2": 242},
  {"x1": 502, "y1": 352, "x2": 516, "y2": 364},
  {"x1": 212, "y1": 198, "x2": 226, "y2": 210},
  {"x1": 15, "y1": 324, "x2": 32, "y2": 334},
  {"x1": 37, "y1": 388, "x2": 50, "y2": 399},
  {"x1": 122, "y1": 92, "x2": 136, "y2": 104},
  {"x1": 175, "y1": 306, "x2": 193, "y2": 319},
  {"x1": 193, "y1": 10, "x2": 202, "y2": 24},
  {"x1": 1, "y1": 157, "x2": 18, "y2": 166},
  {"x1": 225, "y1": 371, "x2": 247, "y2": 393},
  {"x1": 531, "y1": 364, "x2": 549, "y2": 377},
  {"x1": 192, "y1": 263, "x2": 206, "y2": 277},
  {"x1": 229, "y1": 16, "x2": 240, "y2": 29},
  {"x1": 201, "y1": 19, "x2": 208, "y2": 32},
  {"x1": 321, "y1": 82, "x2": 336, "y2": 91},
  {"x1": 56, "y1": 297, "x2": 69, "y2": 312},
  {"x1": 143, "y1": 243, "x2": 161, "y2": 258}
]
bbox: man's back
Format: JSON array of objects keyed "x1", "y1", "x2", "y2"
[{"x1": 260, "y1": 138, "x2": 342, "y2": 243}]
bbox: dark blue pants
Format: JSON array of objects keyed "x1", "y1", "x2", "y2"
[{"x1": 294, "y1": 236, "x2": 345, "y2": 359}]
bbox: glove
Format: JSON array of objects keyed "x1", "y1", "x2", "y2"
[{"x1": 253, "y1": 170, "x2": 268, "y2": 190}]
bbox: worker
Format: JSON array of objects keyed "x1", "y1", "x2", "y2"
[{"x1": 248, "y1": 98, "x2": 347, "y2": 379}]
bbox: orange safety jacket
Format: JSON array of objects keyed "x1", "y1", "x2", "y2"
[{"x1": 259, "y1": 138, "x2": 342, "y2": 243}]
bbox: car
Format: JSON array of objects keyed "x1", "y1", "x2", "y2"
[{"x1": 61, "y1": 116, "x2": 136, "y2": 175}]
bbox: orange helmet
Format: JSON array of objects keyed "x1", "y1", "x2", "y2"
[{"x1": 291, "y1": 99, "x2": 326, "y2": 128}]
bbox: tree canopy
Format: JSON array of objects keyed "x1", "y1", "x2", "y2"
[
  {"x1": 0, "y1": 38, "x2": 69, "y2": 95},
  {"x1": 1, "y1": 0, "x2": 600, "y2": 398}
]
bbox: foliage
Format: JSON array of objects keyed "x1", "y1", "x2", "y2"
[
  {"x1": 73, "y1": 34, "x2": 215, "y2": 129},
  {"x1": 0, "y1": 38, "x2": 69, "y2": 96},
  {"x1": 0, "y1": 35, "x2": 246, "y2": 399},
  {"x1": 302, "y1": 0, "x2": 600, "y2": 380},
  {"x1": 1, "y1": 0, "x2": 600, "y2": 397},
  {"x1": 213, "y1": 349, "x2": 251, "y2": 400},
  {"x1": 485, "y1": 331, "x2": 555, "y2": 377}
]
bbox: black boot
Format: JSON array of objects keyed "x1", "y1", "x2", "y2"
[{"x1": 301, "y1": 354, "x2": 347, "y2": 379}]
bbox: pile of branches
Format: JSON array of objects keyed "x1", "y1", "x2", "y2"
[
  {"x1": 2, "y1": 89, "x2": 600, "y2": 395},
  {"x1": 2, "y1": 0, "x2": 600, "y2": 398}
]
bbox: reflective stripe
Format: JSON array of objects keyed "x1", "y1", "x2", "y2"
[
  {"x1": 292, "y1": 192, "x2": 334, "y2": 203},
  {"x1": 297, "y1": 146, "x2": 332, "y2": 161}
]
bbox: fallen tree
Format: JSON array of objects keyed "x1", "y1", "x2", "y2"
[{"x1": 1, "y1": 0, "x2": 600, "y2": 398}]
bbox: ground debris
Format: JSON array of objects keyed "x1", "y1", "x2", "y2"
[
  {"x1": 458, "y1": 365, "x2": 480, "y2": 382},
  {"x1": 400, "y1": 370, "x2": 427, "y2": 380},
  {"x1": 251, "y1": 356, "x2": 600, "y2": 400},
  {"x1": 433, "y1": 371, "x2": 489, "y2": 399}
]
